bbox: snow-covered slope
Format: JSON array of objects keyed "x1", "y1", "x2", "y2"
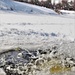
[
  {"x1": 0, "y1": 0, "x2": 14, "y2": 10},
  {"x1": 0, "y1": 0, "x2": 57, "y2": 15}
]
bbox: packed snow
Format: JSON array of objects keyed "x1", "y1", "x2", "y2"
[{"x1": 0, "y1": 0, "x2": 75, "y2": 75}]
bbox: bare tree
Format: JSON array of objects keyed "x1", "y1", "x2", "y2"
[{"x1": 74, "y1": 0, "x2": 75, "y2": 10}]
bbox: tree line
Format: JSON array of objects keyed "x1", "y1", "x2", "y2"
[{"x1": 14, "y1": 0, "x2": 75, "y2": 11}]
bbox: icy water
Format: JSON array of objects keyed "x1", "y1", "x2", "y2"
[{"x1": 0, "y1": 41, "x2": 75, "y2": 75}]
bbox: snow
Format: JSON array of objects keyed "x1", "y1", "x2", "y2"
[
  {"x1": 60, "y1": 10, "x2": 75, "y2": 14},
  {"x1": 0, "y1": 13, "x2": 75, "y2": 49},
  {"x1": 0, "y1": 0, "x2": 57, "y2": 15},
  {"x1": 60, "y1": 10, "x2": 75, "y2": 18},
  {"x1": 0, "y1": 0, "x2": 75, "y2": 75},
  {"x1": 0, "y1": 0, "x2": 75, "y2": 50}
]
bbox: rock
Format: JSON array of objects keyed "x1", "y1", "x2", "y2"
[
  {"x1": 22, "y1": 53, "x2": 32, "y2": 60},
  {"x1": 0, "y1": 68, "x2": 6, "y2": 75},
  {"x1": 37, "y1": 49, "x2": 47, "y2": 55}
]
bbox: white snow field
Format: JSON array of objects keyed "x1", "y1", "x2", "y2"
[
  {"x1": 0, "y1": 0, "x2": 75, "y2": 52},
  {"x1": 0, "y1": 0, "x2": 75, "y2": 75}
]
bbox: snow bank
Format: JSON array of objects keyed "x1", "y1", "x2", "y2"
[{"x1": 60, "y1": 10, "x2": 75, "y2": 14}]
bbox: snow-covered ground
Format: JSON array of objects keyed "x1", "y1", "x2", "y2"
[
  {"x1": 0, "y1": 0, "x2": 75, "y2": 53},
  {"x1": 0, "y1": 0, "x2": 75, "y2": 75},
  {"x1": 0, "y1": 0, "x2": 75, "y2": 49},
  {"x1": 0, "y1": 10, "x2": 75, "y2": 50},
  {"x1": 60, "y1": 10, "x2": 75, "y2": 18}
]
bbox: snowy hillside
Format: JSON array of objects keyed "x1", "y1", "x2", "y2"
[{"x1": 0, "y1": 0, "x2": 57, "y2": 15}]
